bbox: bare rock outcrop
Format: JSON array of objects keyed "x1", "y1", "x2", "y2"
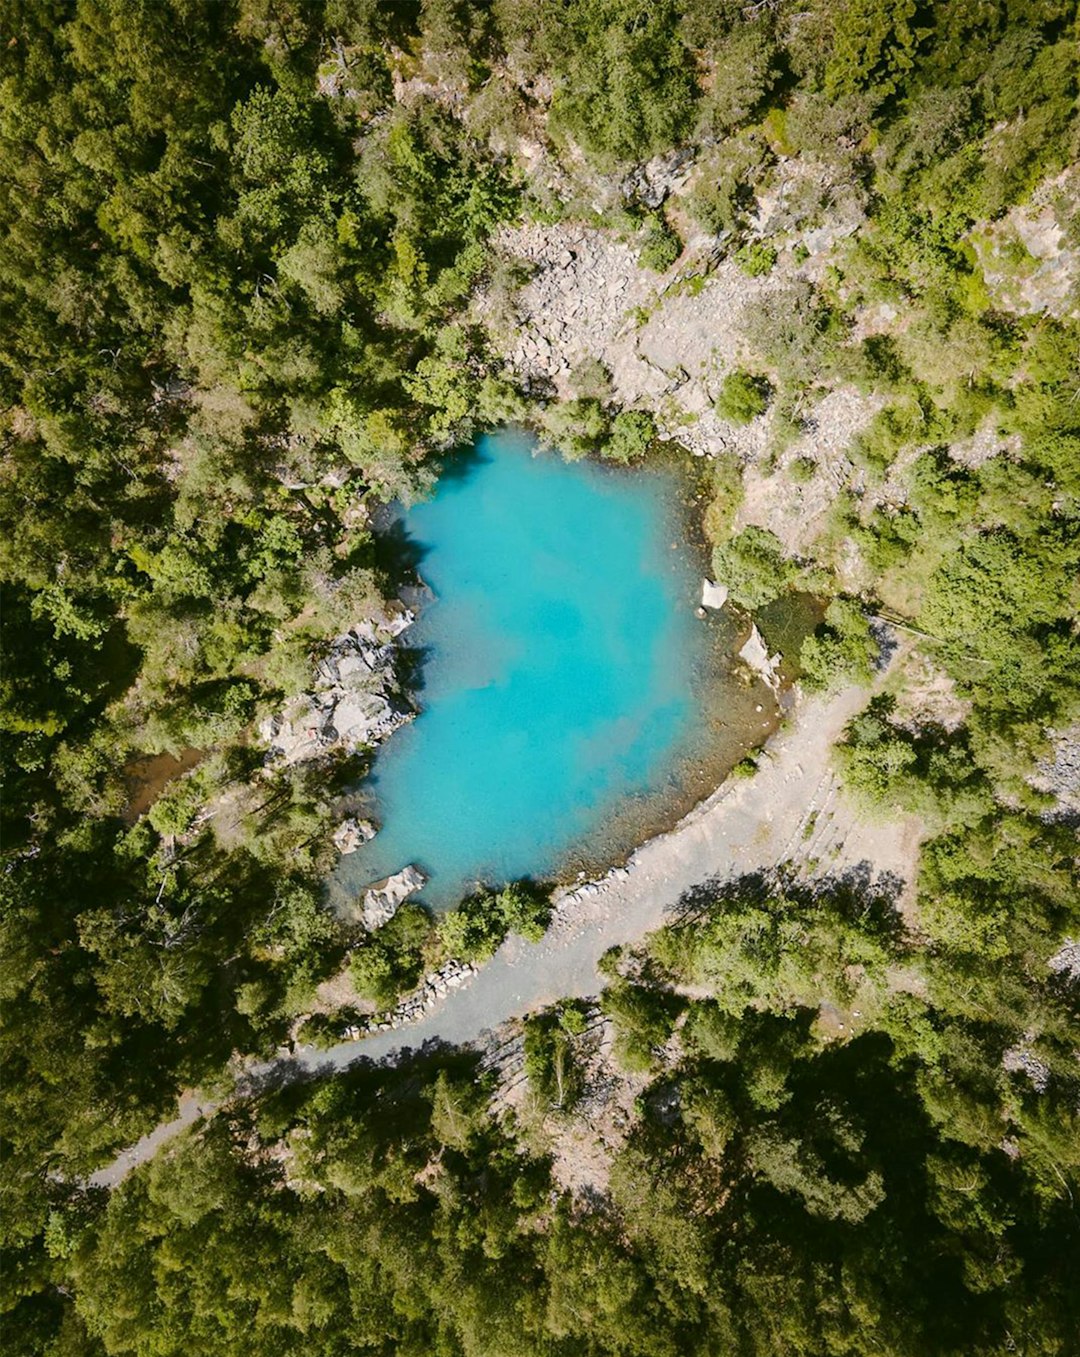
[
  {"x1": 361, "y1": 864, "x2": 426, "y2": 931},
  {"x1": 1048, "y1": 940, "x2": 1080, "y2": 985},
  {"x1": 1002, "y1": 1037, "x2": 1051, "y2": 1093},
  {"x1": 968, "y1": 167, "x2": 1080, "y2": 320},
  {"x1": 260, "y1": 613, "x2": 415, "y2": 768},
  {"x1": 1030, "y1": 724, "x2": 1080, "y2": 818},
  {"x1": 738, "y1": 625, "x2": 782, "y2": 691},
  {"x1": 332, "y1": 817, "x2": 377, "y2": 855},
  {"x1": 621, "y1": 147, "x2": 695, "y2": 208}
]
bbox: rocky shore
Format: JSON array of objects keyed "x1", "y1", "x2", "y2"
[
  {"x1": 88, "y1": 662, "x2": 922, "y2": 1191},
  {"x1": 336, "y1": 957, "x2": 480, "y2": 1042},
  {"x1": 259, "y1": 611, "x2": 415, "y2": 768},
  {"x1": 359, "y1": 863, "x2": 426, "y2": 930}
]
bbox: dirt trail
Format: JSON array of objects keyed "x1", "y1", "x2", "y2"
[{"x1": 89, "y1": 671, "x2": 918, "y2": 1189}]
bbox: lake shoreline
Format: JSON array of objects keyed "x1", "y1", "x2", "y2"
[
  {"x1": 87, "y1": 647, "x2": 920, "y2": 1190},
  {"x1": 360, "y1": 436, "x2": 798, "y2": 906},
  {"x1": 333, "y1": 430, "x2": 763, "y2": 913}
]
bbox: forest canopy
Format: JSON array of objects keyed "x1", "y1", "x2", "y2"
[{"x1": 2, "y1": 1, "x2": 1079, "y2": 1355}]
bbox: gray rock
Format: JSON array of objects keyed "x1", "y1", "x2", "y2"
[
  {"x1": 361, "y1": 864, "x2": 426, "y2": 931},
  {"x1": 261, "y1": 613, "x2": 415, "y2": 768},
  {"x1": 1002, "y1": 1041, "x2": 1051, "y2": 1093},
  {"x1": 622, "y1": 148, "x2": 695, "y2": 209},
  {"x1": 738, "y1": 625, "x2": 782, "y2": 691},
  {"x1": 1048, "y1": 939, "x2": 1080, "y2": 984},
  {"x1": 332, "y1": 817, "x2": 377, "y2": 855}
]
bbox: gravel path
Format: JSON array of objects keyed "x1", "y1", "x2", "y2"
[{"x1": 89, "y1": 674, "x2": 919, "y2": 1189}]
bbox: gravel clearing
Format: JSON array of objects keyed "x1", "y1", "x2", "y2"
[{"x1": 1030, "y1": 723, "x2": 1080, "y2": 818}]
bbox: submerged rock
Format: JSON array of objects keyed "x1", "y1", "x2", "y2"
[
  {"x1": 361, "y1": 864, "x2": 426, "y2": 931},
  {"x1": 332, "y1": 817, "x2": 377, "y2": 855}
]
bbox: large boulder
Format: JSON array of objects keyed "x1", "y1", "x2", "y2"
[
  {"x1": 701, "y1": 579, "x2": 729, "y2": 610},
  {"x1": 261, "y1": 613, "x2": 415, "y2": 767},
  {"x1": 738, "y1": 625, "x2": 782, "y2": 691},
  {"x1": 360, "y1": 864, "x2": 426, "y2": 931},
  {"x1": 332, "y1": 817, "x2": 377, "y2": 855}
]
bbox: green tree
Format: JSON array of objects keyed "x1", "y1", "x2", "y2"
[
  {"x1": 799, "y1": 597, "x2": 878, "y2": 690},
  {"x1": 715, "y1": 370, "x2": 772, "y2": 423},
  {"x1": 605, "y1": 410, "x2": 657, "y2": 462},
  {"x1": 711, "y1": 526, "x2": 796, "y2": 609}
]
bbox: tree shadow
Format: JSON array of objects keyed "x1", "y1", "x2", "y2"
[
  {"x1": 666, "y1": 863, "x2": 907, "y2": 944},
  {"x1": 666, "y1": 869, "x2": 775, "y2": 924},
  {"x1": 394, "y1": 642, "x2": 434, "y2": 697},
  {"x1": 369, "y1": 515, "x2": 429, "y2": 588},
  {"x1": 365, "y1": 436, "x2": 490, "y2": 595},
  {"x1": 235, "y1": 1038, "x2": 488, "y2": 1110},
  {"x1": 869, "y1": 618, "x2": 901, "y2": 670},
  {"x1": 432, "y1": 437, "x2": 492, "y2": 485}
]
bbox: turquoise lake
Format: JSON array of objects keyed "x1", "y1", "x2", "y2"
[{"x1": 332, "y1": 429, "x2": 752, "y2": 913}]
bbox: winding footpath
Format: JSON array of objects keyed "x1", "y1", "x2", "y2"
[{"x1": 90, "y1": 675, "x2": 919, "y2": 1189}]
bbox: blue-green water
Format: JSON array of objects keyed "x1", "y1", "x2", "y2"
[{"x1": 333, "y1": 429, "x2": 725, "y2": 912}]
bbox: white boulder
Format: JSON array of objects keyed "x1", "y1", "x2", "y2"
[
  {"x1": 701, "y1": 579, "x2": 729, "y2": 610},
  {"x1": 738, "y1": 625, "x2": 783, "y2": 691}
]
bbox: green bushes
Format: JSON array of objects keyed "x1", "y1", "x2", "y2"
[
  {"x1": 742, "y1": 280, "x2": 847, "y2": 394},
  {"x1": 703, "y1": 452, "x2": 745, "y2": 542},
  {"x1": 601, "y1": 978, "x2": 683, "y2": 1072},
  {"x1": 715, "y1": 369, "x2": 772, "y2": 423},
  {"x1": 439, "y1": 881, "x2": 552, "y2": 961},
  {"x1": 788, "y1": 455, "x2": 818, "y2": 484},
  {"x1": 638, "y1": 214, "x2": 682, "y2": 272},
  {"x1": 541, "y1": 401, "x2": 657, "y2": 463},
  {"x1": 606, "y1": 410, "x2": 658, "y2": 462},
  {"x1": 693, "y1": 26, "x2": 779, "y2": 137},
  {"x1": 523, "y1": 1002, "x2": 589, "y2": 1108},
  {"x1": 799, "y1": 597, "x2": 878, "y2": 691},
  {"x1": 349, "y1": 903, "x2": 434, "y2": 1008},
  {"x1": 734, "y1": 241, "x2": 777, "y2": 277},
  {"x1": 685, "y1": 132, "x2": 771, "y2": 235},
  {"x1": 539, "y1": 397, "x2": 608, "y2": 460},
  {"x1": 711, "y1": 526, "x2": 797, "y2": 610},
  {"x1": 542, "y1": 0, "x2": 696, "y2": 163},
  {"x1": 647, "y1": 872, "x2": 907, "y2": 1018},
  {"x1": 837, "y1": 695, "x2": 995, "y2": 829}
]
